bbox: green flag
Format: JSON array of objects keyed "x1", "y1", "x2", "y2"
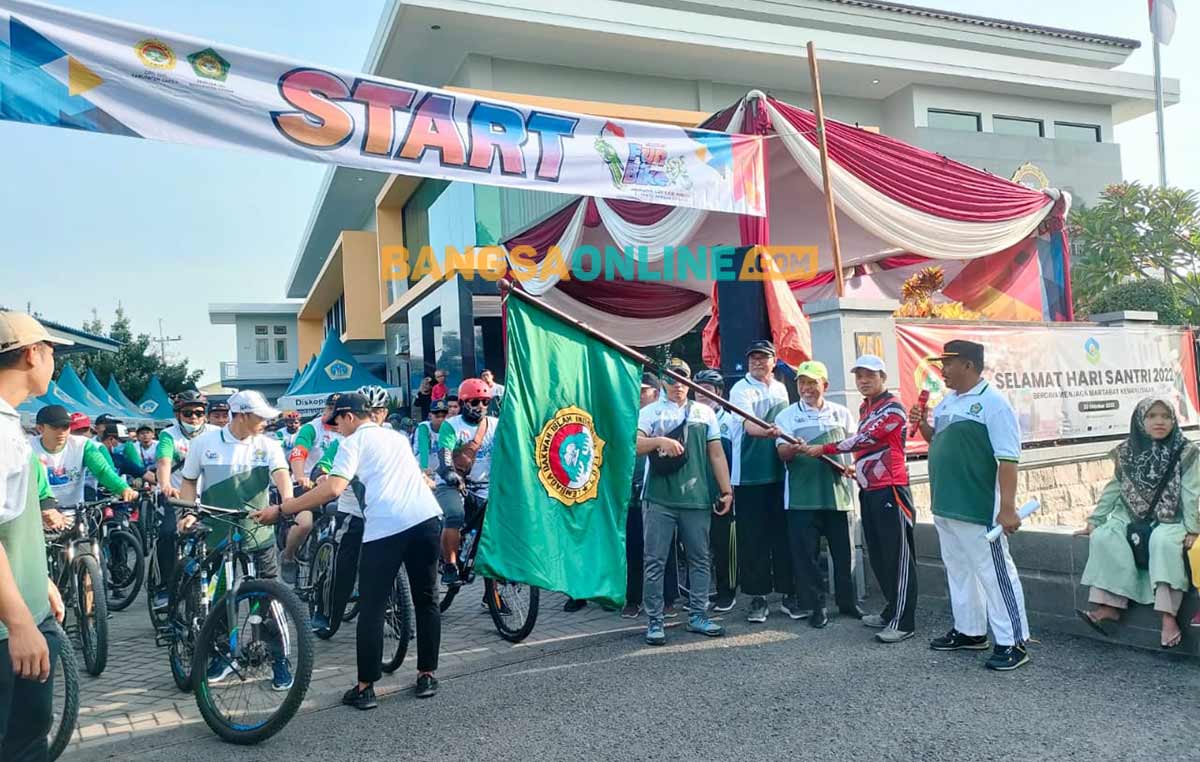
[{"x1": 476, "y1": 296, "x2": 640, "y2": 607}]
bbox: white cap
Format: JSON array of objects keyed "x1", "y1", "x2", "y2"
[
  {"x1": 227, "y1": 390, "x2": 280, "y2": 420},
  {"x1": 850, "y1": 354, "x2": 887, "y2": 373}
]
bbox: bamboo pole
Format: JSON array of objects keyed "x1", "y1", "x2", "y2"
[
  {"x1": 807, "y1": 41, "x2": 846, "y2": 298},
  {"x1": 499, "y1": 280, "x2": 849, "y2": 475}
]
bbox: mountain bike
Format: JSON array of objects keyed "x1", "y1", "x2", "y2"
[
  {"x1": 46, "y1": 500, "x2": 109, "y2": 676},
  {"x1": 164, "y1": 499, "x2": 313, "y2": 745},
  {"x1": 48, "y1": 624, "x2": 79, "y2": 762},
  {"x1": 100, "y1": 499, "x2": 144, "y2": 611},
  {"x1": 439, "y1": 487, "x2": 539, "y2": 643},
  {"x1": 144, "y1": 494, "x2": 173, "y2": 632}
]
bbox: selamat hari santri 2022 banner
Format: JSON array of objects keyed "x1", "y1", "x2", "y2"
[
  {"x1": 0, "y1": 0, "x2": 765, "y2": 215},
  {"x1": 897, "y1": 323, "x2": 1200, "y2": 453}
]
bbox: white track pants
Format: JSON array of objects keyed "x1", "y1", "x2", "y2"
[{"x1": 933, "y1": 516, "x2": 1030, "y2": 646}]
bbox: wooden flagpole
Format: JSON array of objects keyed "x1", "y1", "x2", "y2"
[
  {"x1": 499, "y1": 280, "x2": 849, "y2": 474},
  {"x1": 807, "y1": 41, "x2": 846, "y2": 297}
]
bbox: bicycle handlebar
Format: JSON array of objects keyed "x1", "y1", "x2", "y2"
[{"x1": 168, "y1": 498, "x2": 250, "y2": 520}]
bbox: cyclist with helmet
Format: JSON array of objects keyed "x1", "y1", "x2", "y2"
[
  {"x1": 274, "y1": 410, "x2": 302, "y2": 457},
  {"x1": 152, "y1": 390, "x2": 218, "y2": 607},
  {"x1": 434, "y1": 378, "x2": 497, "y2": 585}
]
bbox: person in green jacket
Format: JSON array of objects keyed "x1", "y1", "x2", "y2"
[{"x1": 1076, "y1": 397, "x2": 1199, "y2": 649}]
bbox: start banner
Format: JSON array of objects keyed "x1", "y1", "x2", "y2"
[
  {"x1": 897, "y1": 322, "x2": 1200, "y2": 452},
  {"x1": 0, "y1": 0, "x2": 765, "y2": 215}
]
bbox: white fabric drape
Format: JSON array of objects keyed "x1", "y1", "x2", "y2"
[
  {"x1": 503, "y1": 200, "x2": 588, "y2": 296},
  {"x1": 765, "y1": 101, "x2": 1055, "y2": 260},
  {"x1": 535, "y1": 287, "x2": 712, "y2": 347},
  {"x1": 593, "y1": 199, "x2": 708, "y2": 261}
]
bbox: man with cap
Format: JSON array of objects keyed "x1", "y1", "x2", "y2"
[
  {"x1": 96, "y1": 423, "x2": 145, "y2": 483},
  {"x1": 775, "y1": 360, "x2": 858, "y2": 628},
  {"x1": 207, "y1": 400, "x2": 231, "y2": 429},
  {"x1": 0, "y1": 311, "x2": 73, "y2": 759},
  {"x1": 178, "y1": 389, "x2": 296, "y2": 690},
  {"x1": 122, "y1": 425, "x2": 159, "y2": 482},
  {"x1": 277, "y1": 392, "x2": 443, "y2": 707},
  {"x1": 637, "y1": 358, "x2": 732, "y2": 645},
  {"x1": 31, "y1": 405, "x2": 136, "y2": 515},
  {"x1": 910, "y1": 340, "x2": 1030, "y2": 671},
  {"x1": 413, "y1": 399, "x2": 450, "y2": 477},
  {"x1": 694, "y1": 368, "x2": 738, "y2": 613},
  {"x1": 807, "y1": 355, "x2": 916, "y2": 642},
  {"x1": 728, "y1": 339, "x2": 795, "y2": 623}
]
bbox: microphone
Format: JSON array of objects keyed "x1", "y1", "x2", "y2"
[{"x1": 910, "y1": 389, "x2": 929, "y2": 436}]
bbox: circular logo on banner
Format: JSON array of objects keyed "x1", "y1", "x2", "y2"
[
  {"x1": 912, "y1": 358, "x2": 947, "y2": 408},
  {"x1": 135, "y1": 39, "x2": 177, "y2": 70},
  {"x1": 1084, "y1": 337, "x2": 1102, "y2": 366},
  {"x1": 534, "y1": 406, "x2": 605, "y2": 507}
]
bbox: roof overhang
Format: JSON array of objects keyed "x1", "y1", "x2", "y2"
[{"x1": 208, "y1": 301, "x2": 303, "y2": 325}]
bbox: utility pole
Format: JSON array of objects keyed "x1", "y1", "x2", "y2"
[{"x1": 155, "y1": 318, "x2": 182, "y2": 361}]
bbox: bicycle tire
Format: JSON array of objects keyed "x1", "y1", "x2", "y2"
[
  {"x1": 311, "y1": 540, "x2": 339, "y2": 640},
  {"x1": 168, "y1": 561, "x2": 202, "y2": 692},
  {"x1": 485, "y1": 578, "x2": 539, "y2": 643},
  {"x1": 380, "y1": 567, "x2": 413, "y2": 674},
  {"x1": 438, "y1": 583, "x2": 460, "y2": 613},
  {"x1": 145, "y1": 550, "x2": 170, "y2": 631},
  {"x1": 74, "y1": 554, "x2": 108, "y2": 676},
  {"x1": 104, "y1": 529, "x2": 145, "y2": 611},
  {"x1": 48, "y1": 627, "x2": 79, "y2": 762},
  {"x1": 192, "y1": 579, "x2": 313, "y2": 745}
]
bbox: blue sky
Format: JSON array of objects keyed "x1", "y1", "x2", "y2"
[{"x1": 1, "y1": 1, "x2": 1194, "y2": 385}]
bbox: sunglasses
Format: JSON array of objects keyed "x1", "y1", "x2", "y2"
[
  {"x1": 463, "y1": 398, "x2": 489, "y2": 407},
  {"x1": 179, "y1": 409, "x2": 205, "y2": 418}
]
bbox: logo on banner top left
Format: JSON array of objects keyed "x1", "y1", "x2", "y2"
[{"x1": 135, "y1": 39, "x2": 177, "y2": 70}]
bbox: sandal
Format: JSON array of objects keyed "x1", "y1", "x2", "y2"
[
  {"x1": 1161, "y1": 631, "x2": 1183, "y2": 649},
  {"x1": 1075, "y1": 608, "x2": 1110, "y2": 638}
]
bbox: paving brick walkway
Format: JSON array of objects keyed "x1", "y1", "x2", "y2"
[{"x1": 63, "y1": 584, "x2": 643, "y2": 757}]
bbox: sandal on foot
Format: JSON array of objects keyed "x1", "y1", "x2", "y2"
[
  {"x1": 1161, "y1": 633, "x2": 1183, "y2": 649},
  {"x1": 1075, "y1": 608, "x2": 1111, "y2": 638}
]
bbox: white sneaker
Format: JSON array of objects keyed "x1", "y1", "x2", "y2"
[
  {"x1": 875, "y1": 627, "x2": 915, "y2": 644},
  {"x1": 862, "y1": 614, "x2": 887, "y2": 629}
]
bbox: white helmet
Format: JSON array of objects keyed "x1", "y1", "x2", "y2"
[{"x1": 357, "y1": 385, "x2": 390, "y2": 409}]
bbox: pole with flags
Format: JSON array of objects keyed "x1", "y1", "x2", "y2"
[{"x1": 1149, "y1": 0, "x2": 1176, "y2": 187}]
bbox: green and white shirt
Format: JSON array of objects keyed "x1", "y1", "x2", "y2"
[
  {"x1": 315, "y1": 439, "x2": 361, "y2": 519},
  {"x1": 928, "y1": 380, "x2": 1021, "y2": 527},
  {"x1": 122, "y1": 440, "x2": 158, "y2": 470},
  {"x1": 293, "y1": 416, "x2": 341, "y2": 474},
  {"x1": 638, "y1": 399, "x2": 721, "y2": 510},
  {"x1": 413, "y1": 420, "x2": 443, "y2": 472},
  {"x1": 0, "y1": 399, "x2": 52, "y2": 637},
  {"x1": 29, "y1": 434, "x2": 127, "y2": 506},
  {"x1": 728, "y1": 374, "x2": 788, "y2": 486},
  {"x1": 438, "y1": 415, "x2": 499, "y2": 497},
  {"x1": 180, "y1": 426, "x2": 288, "y2": 551},
  {"x1": 157, "y1": 423, "x2": 218, "y2": 491},
  {"x1": 774, "y1": 399, "x2": 854, "y2": 511}
]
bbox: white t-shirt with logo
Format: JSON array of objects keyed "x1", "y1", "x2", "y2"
[
  {"x1": 158, "y1": 423, "x2": 219, "y2": 491},
  {"x1": 330, "y1": 422, "x2": 442, "y2": 543},
  {"x1": 299, "y1": 416, "x2": 342, "y2": 474},
  {"x1": 437, "y1": 415, "x2": 499, "y2": 497},
  {"x1": 30, "y1": 435, "x2": 90, "y2": 506}
]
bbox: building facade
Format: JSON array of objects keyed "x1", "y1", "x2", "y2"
[
  {"x1": 207, "y1": 302, "x2": 303, "y2": 403},
  {"x1": 283, "y1": 0, "x2": 1179, "y2": 403}
]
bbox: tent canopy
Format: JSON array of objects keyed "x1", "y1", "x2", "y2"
[
  {"x1": 136, "y1": 375, "x2": 176, "y2": 422},
  {"x1": 279, "y1": 332, "x2": 398, "y2": 416},
  {"x1": 500, "y1": 92, "x2": 1072, "y2": 349},
  {"x1": 106, "y1": 376, "x2": 143, "y2": 414},
  {"x1": 56, "y1": 363, "x2": 136, "y2": 421},
  {"x1": 83, "y1": 369, "x2": 148, "y2": 423}
]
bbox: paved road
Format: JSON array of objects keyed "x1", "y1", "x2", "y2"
[{"x1": 82, "y1": 603, "x2": 1199, "y2": 762}]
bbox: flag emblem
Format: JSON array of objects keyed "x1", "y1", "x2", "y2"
[{"x1": 534, "y1": 406, "x2": 606, "y2": 506}]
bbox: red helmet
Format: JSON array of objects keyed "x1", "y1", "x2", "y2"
[
  {"x1": 282, "y1": 410, "x2": 301, "y2": 420},
  {"x1": 69, "y1": 412, "x2": 91, "y2": 432},
  {"x1": 457, "y1": 378, "x2": 492, "y2": 401}
]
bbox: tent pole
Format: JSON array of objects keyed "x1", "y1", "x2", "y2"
[{"x1": 806, "y1": 41, "x2": 845, "y2": 298}]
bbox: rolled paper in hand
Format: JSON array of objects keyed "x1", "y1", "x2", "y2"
[{"x1": 985, "y1": 499, "x2": 1041, "y2": 542}]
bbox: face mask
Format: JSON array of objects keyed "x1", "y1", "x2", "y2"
[
  {"x1": 462, "y1": 405, "x2": 483, "y2": 424},
  {"x1": 180, "y1": 421, "x2": 201, "y2": 435}
]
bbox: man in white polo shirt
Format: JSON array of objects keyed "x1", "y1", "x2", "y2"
[
  {"x1": 910, "y1": 340, "x2": 1030, "y2": 672},
  {"x1": 277, "y1": 393, "x2": 442, "y2": 710}
]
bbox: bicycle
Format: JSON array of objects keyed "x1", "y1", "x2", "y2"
[
  {"x1": 143, "y1": 493, "x2": 174, "y2": 632},
  {"x1": 48, "y1": 624, "x2": 79, "y2": 762},
  {"x1": 46, "y1": 500, "x2": 109, "y2": 676},
  {"x1": 99, "y1": 499, "x2": 144, "y2": 611},
  {"x1": 439, "y1": 486, "x2": 539, "y2": 643},
  {"x1": 163, "y1": 499, "x2": 313, "y2": 745}
]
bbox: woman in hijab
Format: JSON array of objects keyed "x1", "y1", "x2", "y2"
[{"x1": 1075, "y1": 397, "x2": 1199, "y2": 648}]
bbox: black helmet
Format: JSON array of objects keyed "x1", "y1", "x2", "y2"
[
  {"x1": 694, "y1": 369, "x2": 724, "y2": 387},
  {"x1": 173, "y1": 389, "x2": 207, "y2": 411}
]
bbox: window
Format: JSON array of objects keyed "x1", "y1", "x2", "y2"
[
  {"x1": 274, "y1": 338, "x2": 287, "y2": 363},
  {"x1": 993, "y1": 116, "x2": 1044, "y2": 138},
  {"x1": 255, "y1": 338, "x2": 269, "y2": 363},
  {"x1": 254, "y1": 325, "x2": 268, "y2": 336},
  {"x1": 273, "y1": 325, "x2": 287, "y2": 335},
  {"x1": 324, "y1": 294, "x2": 346, "y2": 338},
  {"x1": 1054, "y1": 122, "x2": 1101, "y2": 143},
  {"x1": 927, "y1": 109, "x2": 981, "y2": 132}
]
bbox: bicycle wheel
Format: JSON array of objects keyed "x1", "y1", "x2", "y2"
[
  {"x1": 310, "y1": 540, "x2": 338, "y2": 640},
  {"x1": 48, "y1": 627, "x2": 79, "y2": 762},
  {"x1": 192, "y1": 579, "x2": 313, "y2": 745},
  {"x1": 104, "y1": 529, "x2": 144, "y2": 611},
  {"x1": 380, "y1": 567, "x2": 413, "y2": 674},
  {"x1": 485, "y1": 578, "x2": 539, "y2": 643},
  {"x1": 168, "y1": 563, "x2": 202, "y2": 692},
  {"x1": 74, "y1": 554, "x2": 109, "y2": 676}
]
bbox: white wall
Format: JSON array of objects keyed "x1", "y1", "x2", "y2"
[
  {"x1": 909, "y1": 85, "x2": 1115, "y2": 141},
  {"x1": 234, "y1": 315, "x2": 298, "y2": 381}
]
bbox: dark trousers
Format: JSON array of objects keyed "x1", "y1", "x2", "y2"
[
  {"x1": 0, "y1": 622, "x2": 60, "y2": 762},
  {"x1": 786, "y1": 510, "x2": 855, "y2": 612},
  {"x1": 356, "y1": 517, "x2": 441, "y2": 684},
  {"x1": 735, "y1": 482, "x2": 793, "y2": 597},
  {"x1": 710, "y1": 509, "x2": 736, "y2": 601},
  {"x1": 327, "y1": 513, "x2": 364, "y2": 624},
  {"x1": 156, "y1": 499, "x2": 178, "y2": 593},
  {"x1": 860, "y1": 486, "x2": 918, "y2": 632}
]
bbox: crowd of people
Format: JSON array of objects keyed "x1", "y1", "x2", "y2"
[{"x1": 0, "y1": 308, "x2": 1198, "y2": 756}]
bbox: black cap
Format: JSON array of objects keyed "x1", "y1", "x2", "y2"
[
  {"x1": 324, "y1": 393, "x2": 342, "y2": 408},
  {"x1": 927, "y1": 339, "x2": 985, "y2": 368},
  {"x1": 136, "y1": 425, "x2": 154, "y2": 434},
  {"x1": 36, "y1": 404, "x2": 71, "y2": 427},
  {"x1": 95, "y1": 413, "x2": 122, "y2": 426},
  {"x1": 745, "y1": 339, "x2": 776, "y2": 357},
  {"x1": 430, "y1": 399, "x2": 449, "y2": 414},
  {"x1": 208, "y1": 400, "x2": 230, "y2": 413},
  {"x1": 640, "y1": 371, "x2": 660, "y2": 388},
  {"x1": 100, "y1": 423, "x2": 129, "y2": 440},
  {"x1": 324, "y1": 392, "x2": 369, "y2": 425}
]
